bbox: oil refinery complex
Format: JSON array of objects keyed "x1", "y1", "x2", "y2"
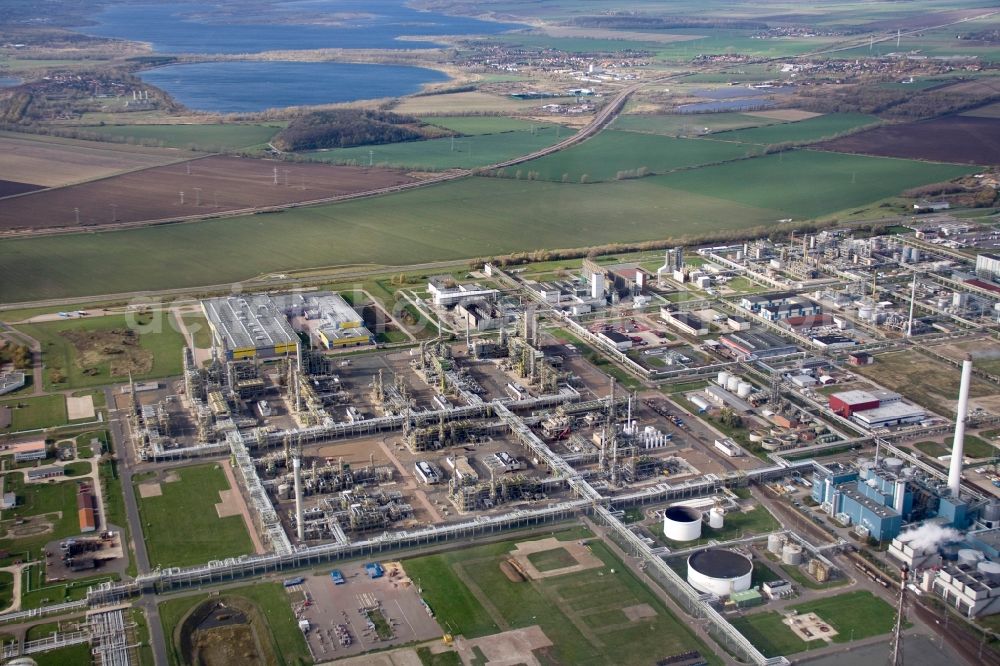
[{"x1": 4, "y1": 221, "x2": 1000, "y2": 666}]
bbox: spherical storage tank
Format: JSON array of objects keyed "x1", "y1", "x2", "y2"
[
  {"x1": 687, "y1": 549, "x2": 753, "y2": 596},
  {"x1": 663, "y1": 506, "x2": 703, "y2": 542}
]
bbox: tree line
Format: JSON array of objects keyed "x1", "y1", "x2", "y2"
[{"x1": 271, "y1": 109, "x2": 440, "y2": 151}]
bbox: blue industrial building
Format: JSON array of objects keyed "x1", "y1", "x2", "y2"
[{"x1": 813, "y1": 459, "x2": 973, "y2": 542}]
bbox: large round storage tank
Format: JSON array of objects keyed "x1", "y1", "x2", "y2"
[
  {"x1": 687, "y1": 549, "x2": 753, "y2": 596},
  {"x1": 708, "y1": 507, "x2": 725, "y2": 529},
  {"x1": 958, "y1": 549, "x2": 984, "y2": 567},
  {"x1": 883, "y1": 457, "x2": 904, "y2": 474},
  {"x1": 737, "y1": 382, "x2": 753, "y2": 399},
  {"x1": 858, "y1": 304, "x2": 873, "y2": 321},
  {"x1": 782, "y1": 543, "x2": 803, "y2": 565},
  {"x1": 977, "y1": 561, "x2": 1000, "y2": 583},
  {"x1": 718, "y1": 371, "x2": 732, "y2": 387},
  {"x1": 983, "y1": 500, "x2": 1000, "y2": 524},
  {"x1": 726, "y1": 376, "x2": 740, "y2": 392},
  {"x1": 663, "y1": 506, "x2": 703, "y2": 542},
  {"x1": 767, "y1": 533, "x2": 785, "y2": 555}
]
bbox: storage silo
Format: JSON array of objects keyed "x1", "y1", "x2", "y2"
[
  {"x1": 767, "y1": 533, "x2": 785, "y2": 555},
  {"x1": 663, "y1": 506, "x2": 703, "y2": 542},
  {"x1": 726, "y1": 376, "x2": 740, "y2": 392},
  {"x1": 687, "y1": 549, "x2": 753, "y2": 596},
  {"x1": 958, "y1": 549, "x2": 984, "y2": 567},
  {"x1": 718, "y1": 371, "x2": 732, "y2": 387},
  {"x1": 737, "y1": 382, "x2": 753, "y2": 399},
  {"x1": 781, "y1": 543, "x2": 803, "y2": 565},
  {"x1": 708, "y1": 507, "x2": 725, "y2": 529}
]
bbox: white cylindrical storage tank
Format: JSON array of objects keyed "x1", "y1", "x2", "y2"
[
  {"x1": 782, "y1": 543, "x2": 803, "y2": 566},
  {"x1": 978, "y1": 561, "x2": 1000, "y2": 584},
  {"x1": 726, "y1": 376, "x2": 740, "y2": 392},
  {"x1": 663, "y1": 506, "x2": 703, "y2": 542},
  {"x1": 767, "y1": 533, "x2": 785, "y2": 554},
  {"x1": 858, "y1": 304, "x2": 873, "y2": 321},
  {"x1": 958, "y1": 549, "x2": 985, "y2": 567},
  {"x1": 717, "y1": 371, "x2": 731, "y2": 387},
  {"x1": 687, "y1": 549, "x2": 753, "y2": 597},
  {"x1": 884, "y1": 457, "x2": 904, "y2": 474},
  {"x1": 737, "y1": 382, "x2": 752, "y2": 398},
  {"x1": 708, "y1": 507, "x2": 725, "y2": 529}
]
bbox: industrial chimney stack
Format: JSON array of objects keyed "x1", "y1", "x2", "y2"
[
  {"x1": 948, "y1": 355, "x2": 973, "y2": 498},
  {"x1": 293, "y1": 453, "x2": 305, "y2": 541}
]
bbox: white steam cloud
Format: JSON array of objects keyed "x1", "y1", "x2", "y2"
[{"x1": 898, "y1": 523, "x2": 962, "y2": 551}]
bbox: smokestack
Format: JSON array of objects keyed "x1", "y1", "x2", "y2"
[
  {"x1": 948, "y1": 355, "x2": 973, "y2": 497},
  {"x1": 293, "y1": 454, "x2": 304, "y2": 541}
]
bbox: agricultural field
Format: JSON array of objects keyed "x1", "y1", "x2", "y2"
[
  {"x1": 612, "y1": 112, "x2": 781, "y2": 136},
  {"x1": 0, "y1": 147, "x2": 976, "y2": 302},
  {"x1": 0, "y1": 179, "x2": 42, "y2": 197},
  {"x1": 650, "y1": 149, "x2": 974, "y2": 220},
  {"x1": 506, "y1": 130, "x2": 754, "y2": 182},
  {"x1": 302, "y1": 124, "x2": 571, "y2": 171},
  {"x1": 76, "y1": 123, "x2": 283, "y2": 151},
  {"x1": 134, "y1": 463, "x2": 255, "y2": 568},
  {"x1": 707, "y1": 113, "x2": 881, "y2": 146},
  {"x1": 818, "y1": 116, "x2": 1000, "y2": 166},
  {"x1": 405, "y1": 530, "x2": 717, "y2": 664},
  {"x1": 421, "y1": 116, "x2": 548, "y2": 135},
  {"x1": 394, "y1": 91, "x2": 559, "y2": 115},
  {"x1": 0, "y1": 132, "x2": 187, "y2": 188},
  {"x1": 16, "y1": 314, "x2": 186, "y2": 390},
  {"x1": 0, "y1": 155, "x2": 417, "y2": 231},
  {"x1": 0, "y1": 394, "x2": 67, "y2": 433},
  {"x1": 852, "y1": 351, "x2": 999, "y2": 417}
]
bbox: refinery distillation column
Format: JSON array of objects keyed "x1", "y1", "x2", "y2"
[
  {"x1": 948, "y1": 355, "x2": 973, "y2": 497},
  {"x1": 293, "y1": 452, "x2": 305, "y2": 541}
]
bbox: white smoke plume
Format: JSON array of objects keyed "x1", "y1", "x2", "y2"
[{"x1": 897, "y1": 523, "x2": 962, "y2": 551}]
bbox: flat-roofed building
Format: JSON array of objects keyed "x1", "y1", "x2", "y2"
[
  {"x1": 9, "y1": 439, "x2": 47, "y2": 462},
  {"x1": 289, "y1": 291, "x2": 372, "y2": 349},
  {"x1": 661, "y1": 309, "x2": 708, "y2": 336},
  {"x1": 201, "y1": 295, "x2": 299, "y2": 361}
]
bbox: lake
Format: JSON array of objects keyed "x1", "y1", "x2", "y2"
[
  {"x1": 140, "y1": 61, "x2": 450, "y2": 113},
  {"x1": 80, "y1": 0, "x2": 520, "y2": 53}
]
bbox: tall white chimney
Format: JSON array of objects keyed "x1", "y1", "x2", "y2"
[
  {"x1": 948, "y1": 356, "x2": 973, "y2": 498},
  {"x1": 293, "y1": 454, "x2": 305, "y2": 541}
]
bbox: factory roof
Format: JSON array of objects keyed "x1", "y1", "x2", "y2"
[
  {"x1": 601, "y1": 330, "x2": 630, "y2": 343},
  {"x1": 720, "y1": 330, "x2": 795, "y2": 352},
  {"x1": 841, "y1": 483, "x2": 899, "y2": 519},
  {"x1": 688, "y1": 549, "x2": 753, "y2": 578},
  {"x1": 829, "y1": 389, "x2": 878, "y2": 405},
  {"x1": 853, "y1": 402, "x2": 925, "y2": 423},
  {"x1": 202, "y1": 295, "x2": 298, "y2": 352}
]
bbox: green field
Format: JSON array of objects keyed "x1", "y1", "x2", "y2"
[
  {"x1": 652, "y1": 150, "x2": 973, "y2": 220},
  {"x1": 405, "y1": 530, "x2": 717, "y2": 664},
  {"x1": 422, "y1": 116, "x2": 549, "y2": 135},
  {"x1": 179, "y1": 313, "x2": 213, "y2": 349},
  {"x1": 301, "y1": 124, "x2": 571, "y2": 170},
  {"x1": 135, "y1": 463, "x2": 254, "y2": 568},
  {"x1": 16, "y1": 315, "x2": 186, "y2": 390},
  {"x1": 0, "y1": 394, "x2": 67, "y2": 433},
  {"x1": 707, "y1": 114, "x2": 881, "y2": 145},
  {"x1": 509, "y1": 130, "x2": 755, "y2": 181},
  {"x1": 31, "y1": 643, "x2": 93, "y2": 666},
  {"x1": 613, "y1": 112, "x2": 779, "y2": 136},
  {"x1": 733, "y1": 590, "x2": 900, "y2": 657},
  {"x1": 0, "y1": 473, "x2": 81, "y2": 557},
  {"x1": 76, "y1": 123, "x2": 282, "y2": 150},
  {"x1": 0, "y1": 149, "x2": 974, "y2": 302},
  {"x1": 159, "y1": 583, "x2": 310, "y2": 666},
  {"x1": 527, "y1": 546, "x2": 579, "y2": 572}
]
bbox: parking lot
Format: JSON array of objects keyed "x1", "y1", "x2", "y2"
[{"x1": 297, "y1": 561, "x2": 442, "y2": 660}]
